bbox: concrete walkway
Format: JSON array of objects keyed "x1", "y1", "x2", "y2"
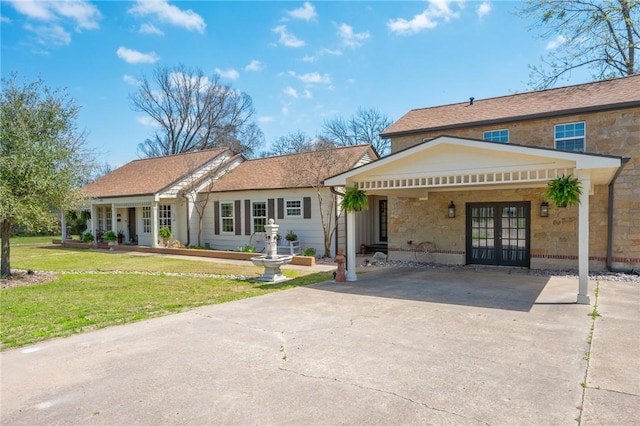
[{"x1": 1, "y1": 268, "x2": 638, "y2": 425}]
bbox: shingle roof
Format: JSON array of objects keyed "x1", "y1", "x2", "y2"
[
  {"x1": 208, "y1": 144, "x2": 374, "y2": 192},
  {"x1": 83, "y1": 148, "x2": 229, "y2": 198},
  {"x1": 382, "y1": 74, "x2": 640, "y2": 137}
]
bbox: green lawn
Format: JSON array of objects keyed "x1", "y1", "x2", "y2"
[{"x1": 1, "y1": 239, "x2": 331, "y2": 350}]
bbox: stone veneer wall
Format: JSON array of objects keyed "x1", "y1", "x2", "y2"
[{"x1": 389, "y1": 107, "x2": 640, "y2": 270}]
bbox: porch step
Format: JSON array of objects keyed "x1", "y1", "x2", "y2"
[{"x1": 365, "y1": 243, "x2": 388, "y2": 254}]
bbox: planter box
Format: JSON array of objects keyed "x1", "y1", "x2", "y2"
[{"x1": 114, "y1": 245, "x2": 315, "y2": 266}]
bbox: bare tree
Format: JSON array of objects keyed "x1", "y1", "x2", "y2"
[
  {"x1": 321, "y1": 107, "x2": 392, "y2": 156},
  {"x1": 519, "y1": 0, "x2": 639, "y2": 89},
  {"x1": 283, "y1": 146, "x2": 345, "y2": 258},
  {"x1": 130, "y1": 64, "x2": 264, "y2": 158},
  {"x1": 267, "y1": 131, "x2": 336, "y2": 156}
]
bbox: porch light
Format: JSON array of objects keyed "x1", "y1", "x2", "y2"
[
  {"x1": 448, "y1": 201, "x2": 456, "y2": 218},
  {"x1": 540, "y1": 202, "x2": 549, "y2": 217}
]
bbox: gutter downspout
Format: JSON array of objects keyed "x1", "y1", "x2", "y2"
[{"x1": 606, "y1": 157, "x2": 631, "y2": 273}]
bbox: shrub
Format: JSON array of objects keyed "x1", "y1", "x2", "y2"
[
  {"x1": 82, "y1": 231, "x2": 94, "y2": 243},
  {"x1": 302, "y1": 247, "x2": 316, "y2": 257},
  {"x1": 285, "y1": 230, "x2": 297, "y2": 241},
  {"x1": 238, "y1": 245, "x2": 256, "y2": 253}
]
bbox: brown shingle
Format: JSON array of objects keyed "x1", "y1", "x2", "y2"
[
  {"x1": 83, "y1": 148, "x2": 229, "y2": 198},
  {"x1": 382, "y1": 75, "x2": 640, "y2": 137},
  {"x1": 209, "y1": 145, "x2": 373, "y2": 192}
]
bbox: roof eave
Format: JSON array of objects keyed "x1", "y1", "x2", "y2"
[{"x1": 380, "y1": 101, "x2": 640, "y2": 139}]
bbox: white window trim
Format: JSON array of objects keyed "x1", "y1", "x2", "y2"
[
  {"x1": 142, "y1": 206, "x2": 151, "y2": 234},
  {"x1": 554, "y1": 121, "x2": 586, "y2": 152},
  {"x1": 483, "y1": 129, "x2": 509, "y2": 143},
  {"x1": 220, "y1": 201, "x2": 235, "y2": 234},
  {"x1": 159, "y1": 204, "x2": 172, "y2": 231},
  {"x1": 285, "y1": 198, "x2": 303, "y2": 218},
  {"x1": 251, "y1": 200, "x2": 267, "y2": 233}
]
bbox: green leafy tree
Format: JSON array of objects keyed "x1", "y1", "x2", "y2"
[
  {"x1": 519, "y1": 0, "x2": 639, "y2": 88},
  {"x1": 1, "y1": 74, "x2": 94, "y2": 276}
]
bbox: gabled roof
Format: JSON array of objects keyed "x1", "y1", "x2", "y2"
[
  {"x1": 382, "y1": 74, "x2": 640, "y2": 137},
  {"x1": 83, "y1": 148, "x2": 230, "y2": 198},
  {"x1": 324, "y1": 136, "x2": 624, "y2": 188},
  {"x1": 208, "y1": 144, "x2": 376, "y2": 192}
]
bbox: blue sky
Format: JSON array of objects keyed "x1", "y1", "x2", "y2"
[{"x1": 1, "y1": 1, "x2": 590, "y2": 166}]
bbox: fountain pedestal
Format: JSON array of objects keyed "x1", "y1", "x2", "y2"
[{"x1": 251, "y1": 219, "x2": 292, "y2": 283}]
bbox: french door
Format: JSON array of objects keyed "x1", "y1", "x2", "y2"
[{"x1": 466, "y1": 202, "x2": 530, "y2": 267}]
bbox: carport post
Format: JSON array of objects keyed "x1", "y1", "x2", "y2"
[
  {"x1": 346, "y1": 210, "x2": 357, "y2": 281},
  {"x1": 577, "y1": 174, "x2": 590, "y2": 305}
]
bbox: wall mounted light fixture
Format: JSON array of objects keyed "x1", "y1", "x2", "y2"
[
  {"x1": 540, "y1": 202, "x2": 549, "y2": 217},
  {"x1": 448, "y1": 201, "x2": 456, "y2": 218}
]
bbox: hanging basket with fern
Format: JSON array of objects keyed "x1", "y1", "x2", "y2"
[
  {"x1": 544, "y1": 174, "x2": 582, "y2": 207},
  {"x1": 340, "y1": 185, "x2": 368, "y2": 212}
]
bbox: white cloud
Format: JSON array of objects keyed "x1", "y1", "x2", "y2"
[
  {"x1": 322, "y1": 48, "x2": 342, "y2": 56},
  {"x1": 116, "y1": 46, "x2": 160, "y2": 64},
  {"x1": 289, "y1": 71, "x2": 331, "y2": 85},
  {"x1": 258, "y1": 116, "x2": 273, "y2": 123},
  {"x1": 24, "y1": 23, "x2": 71, "y2": 46},
  {"x1": 477, "y1": 2, "x2": 491, "y2": 19},
  {"x1": 215, "y1": 67, "x2": 240, "y2": 80},
  {"x1": 136, "y1": 116, "x2": 159, "y2": 127},
  {"x1": 8, "y1": 0, "x2": 100, "y2": 47},
  {"x1": 346, "y1": 78, "x2": 356, "y2": 85},
  {"x1": 245, "y1": 59, "x2": 263, "y2": 72},
  {"x1": 337, "y1": 23, "x2": 370, "y2": 48},
  {"x1": 273, "y1": 25, "x2": 305, "y2": 48},
  {"x1": 387, "y1": 0, "x2": 461, "y2": 35},
  {"x1": 282, "y1": 105, "x2": 289, "y2": 115},
  {"x1": 123, "y1": 74, "x2": 141, "y2": 86},
  {"x1": 284, "y1": 86, "x2": 312, "y2": 99},
  {"x1": 301, "y1": 55, "x2": 317, "y2": 62},
  {"x1": 8, "y1": 0, "x2": 101, "y2": 30},
  {"x1": 0, "y1": 15, "x2": 11, "y2": 23},
  {"x1": 287, "y1": 2, "x2": 317, "y2": 21},
  {"x1": 128, "y1": 0, "x2": 206, "y2": 33},
  {"x1": 546, "y1": 35, "x2": 567, "y2": 50},
  {"x1": 139, "y1": 23, "x2": 164, "y2": 35}
]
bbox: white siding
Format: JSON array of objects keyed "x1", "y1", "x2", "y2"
[{"x1": 199, "y1": 188, "x2": 339, "y2": 256}]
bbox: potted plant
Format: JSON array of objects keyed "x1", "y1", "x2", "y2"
[
  {"x1": 340, "y1": 185, "x2": 368, "y2": 212},
  {"x1": 285, "y1": 230, "x2": 298, "y2": 242},
  {"x1": 117, "y1": 231, "x2": 124, "y2": 244},
  {"x1": 82, "y1": 231, "x2": 94, "y2": 246},
  {"x1": 103, "y1": 230, "x2": 118, "y2": 250},
  {"x1": 158, "y1": 226, "x2": 172, "y2": 248},
  {"x1": 544, "y1": 174, "x2": 582, "y2": 208}
]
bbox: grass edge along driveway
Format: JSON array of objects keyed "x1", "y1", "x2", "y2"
[{"x1": 1, "y1": 242, "x2": 331, "y2": 350}]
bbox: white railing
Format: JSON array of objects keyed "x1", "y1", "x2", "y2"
[{"x1": 356, "y1": 167, "x2": 574, "y2": 191}]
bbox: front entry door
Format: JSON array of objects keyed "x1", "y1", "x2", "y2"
[
  {"x1": 466, "y1": 202, "x2": 530, "y2": 267},
  {"x1": 128, "y1": 208, "x2": 137, "y2": 244},
  {"x1": 379, "y1": 199, "x2": 388, "y2": 242}
]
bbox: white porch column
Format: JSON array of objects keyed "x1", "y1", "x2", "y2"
[
  {"x1": 346, "y1": 210, "x2": 357, "y2": 282},
  {"x1": 60, "y1": 211, "x2": 66, "y2": 243},
  {"x1": 151, "y1": 202, "x2": 159, "y2": 248},
  {"x1": 577, "y1": 174, "x2": 591, "y2": 305},
  {"x1": 90, "y1": 205, "x2": 97, "y2": 247},
  {"x1": 111, "y1": 204, "x2": 117, "y2": 246}
]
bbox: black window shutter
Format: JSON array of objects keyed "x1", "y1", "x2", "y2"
[
  {"x1": 244, "y1": 200, "x2": 251, "y2": 235},
  {"x1": 267, "y1": 199, "x2": 275, "y2": 221},
  {"x1": 234, "y1": 200, "x2": 242, "y2": 235},
  {"x1": 214, "y1": 201, "x2": 220, "y2": 235},
  {"x1": 277, "y1": 198, "x2": 284, "y2": 219},
  {"x1": 303, "y1": 197, "x2": 311, "y2": 219}
]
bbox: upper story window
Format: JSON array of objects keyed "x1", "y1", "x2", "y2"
[
  {"x1": 555, "y1": 122, "x2": 585, "y2": 152},
  {"x1": 483, "y1": 129, "x2": 509, "y2": 143},
  {"x1": 285, "y1": 199, "x2": 302, "y2": 218},
  {"x1": 220, "y1": 202, "x2": 234, "y2": 233},
  {"x1": 252, "y1": 201, "x2": 266, "y2": 232}
]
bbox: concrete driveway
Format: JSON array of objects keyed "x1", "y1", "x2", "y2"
[{"x1": 2, "y1": 267, "x2": 638, "y2": 425}]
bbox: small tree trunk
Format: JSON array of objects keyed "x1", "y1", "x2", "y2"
[{"x1": 1, "y1": 219, "x2": 12, "y2": 277}]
